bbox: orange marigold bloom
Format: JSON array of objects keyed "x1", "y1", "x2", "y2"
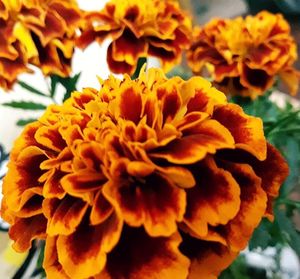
[
  {"x1": 0, "y1": 0, "x2": 82, "y2": 90},
  {"x1": 187, "y1": 11, "x2": 300, "y2": 99},
  {"x1": 1, "y1": 68, "x2": 288, "y2": 279},
  {"x1": 77, "y1": 0, "x2": 192, "y2": 75}
]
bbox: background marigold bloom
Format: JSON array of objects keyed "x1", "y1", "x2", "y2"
[
  {"x1": 187, "y1": 11, "x2": 300, "y2": 99},
  {"x1": 1, "y1": 68, "x2": 288, "y2": 278},
  {"x1": 0, "y1": 0, "x2": 82, "y2": 90},
  {"x1": 77, "y1": 0, "x2": 192, "y2": 75}
]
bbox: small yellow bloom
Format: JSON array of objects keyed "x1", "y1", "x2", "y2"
[
  {"x1": 187, "y1": 11, "x2": 300, "y2": 99},
  {"x1": 77, "y1": 0, "x2": 192, "y2": 75},
  {"x1": 0, "y1": 0, "x2": 82, "y2": 91}
]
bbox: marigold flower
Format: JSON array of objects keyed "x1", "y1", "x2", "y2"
[
  {"x1": 1, "y1": 68, "x2": 288, "y2": 279},
  {"x1": 77, "y1": 0, "x2": 192, "y2": 75},
  {"x1": 187, "y1": 11, "x2": 300, "y2": 99},
  {"x1": 0, "y1": 0, "x2": 82, "y2": 90}
]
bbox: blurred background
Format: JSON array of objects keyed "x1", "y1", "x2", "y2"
[{"x1": 186, "y1": 0, "x2": 300, "y2": 93}]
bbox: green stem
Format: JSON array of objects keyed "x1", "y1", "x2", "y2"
[{"x1": 131, "y1": 57, "x2": 147, "y2": 80}]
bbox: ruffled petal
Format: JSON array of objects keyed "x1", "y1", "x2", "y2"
[
  {"x1": 180, "y1": 234, "x2": 238, "y2": 279},
  {"x1": 103, "y1": 173, "x2": 186, "y2": 237},
  {"x1": 217, "y1": 160, "x2": 267, "y2": 250},
  {"x1": 43, "y1": 236, "x2": 70, "y2": 279},
  {"x1": 150, "y1": 119, "x2": 234, "y2": 164},
  {"x1": 213, "y1": 103, "x2": 266, "y2": 160},
  {"x1": 98, "y1": 227, "x2": 190, "y2": 279},
  {"x1": 43, "y1": 196, "x2": 89, "y2": 236},
  {"x1": 61, "y1": 170, "x2": 107, "y2": 203},
  {"x1": 57, "y1": 213, "x2": 122, "y2": 279},
  {"x1": 9, "y1": 214, "x2": 47, "y2": 252},
  {"x1": 184, "y1": 157, "x2": 241, "y2": 238}
]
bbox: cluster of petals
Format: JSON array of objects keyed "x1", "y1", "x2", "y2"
[
  {"x1": 1, "y1": 68, "x2": 288, "y2": 279},
  {"x1": 0, "y1": 0, "x2": 82, "y2": 90},
  {"x1": 187, "y1": 11, "x2": 300, "y2": 99},
  {"x1": 77, "y1": 0, "x2": 192, "y2": 75}
]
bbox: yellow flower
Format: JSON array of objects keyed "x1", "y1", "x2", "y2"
[
  {"x1": 187, "y1": 11, "x2": 300, "y2": 99},
  {"x1": 77, "y1": 0, "x2": 192, "y2": 75},
  {"x1": 0, "y1": 0, "x2": 82, "y2": 91},
  {"x1": 1, "y1": 68, "x2": 288, "y2": 279}
]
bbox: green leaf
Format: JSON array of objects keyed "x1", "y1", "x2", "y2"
[
  {"x1": 60, "y1": 74, "x2": 80, "y2": 101},
  {"x1": 50, "y1": 75, "x2": 59, "y2": 97},
  {"x1": 49, "y1": 73, "x2": 81, "y2": 102},
  {"x1": 278, "y1": 137, "x2": 300, "y2": 197},
  {"x1": 2, "y1": 101, "x2": 47, "y2": 110},
  {"x1": 16, "y1": 118, "x2": 37, "y2": 126},
  {"x1": 249, "y1": 220, "x2": 272, "y2": 250},
  {"x1": 18, "y1": 80, "x2": 48, "y2": 97},
  {"x1": 0, "y1": 143, "x2": 9, "y2": 163},
  {"x1": 275, "y1": 208, "x2": 300, "y2": 257},
  {"x1": 220, "y1": 255, "x2": 252, "y2": 279}
]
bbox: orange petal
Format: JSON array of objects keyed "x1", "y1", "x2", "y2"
[
  {"x1": 49, "y1": 1, "x2": 81, "y2": 27},
  {"x1": 43, "y1": 236, "x2": 70, "y2": 279},
  {"x1": 127, "y1": 161, "x2": 155, "y2": 177},
  {"x1": 26, "y1": 11, "x2": 66, "y2": 46},
  {"x1": 3, "y1": 146, "x2": 46, "y2": 211},
  {"x1": 181, "y1": 77, "x2": 227, "y2": 115},
  {"x1": 175, "y1": 112, "x2": 209, "y2": 132},
  {"x1": 279, "y1": 68, "x2": 300, "y2": 96},
  {"x1": 90, "y1": 191, "x2": 114, "y2": 225},
  {"x1": 213, "y1": 103, "x2": 267, "y2": 160},
  {"x1": 76, "y1": 141, "x2": 105, "y2": 170},
  {"x1": 40, "y1": 147, "x2": 72, "y2": 171},
  {"x1": 157, "y1": 82, "x2": 182, "y2": 123},
  {"x1": 103, "y1": 173, "x2": 186, "y2": 237},
  {"x1": 246, "y1": 44, "x2": 280, "y2": 68},
  {"x1": 43, "y1": 196, "x2": 89, "y2": 236},
  {"x1": 35, "y1": 124, "x2": 66, "y2": 153},
  {"x1": 0, "y1": 54, "x2": 29, "y2": 82},
  {"x1": 9, "y1": 214, "x2": 47, "y2": 252},
  {"x1": 252, "y1": 143, "x2": 289, "y2": 209},
  {"x1": 112, "y1": 29, "x2": 148, "y2": 65},
  {"x1": 42, "y1": 169, "x2": 66, "y2": 199},
  {"x1": 13, "y1": 191, "x2": 43, "y2": 218},
  {"x1": 240, "y1": 63, "x2": 274, "y2": 94},
  {"x1": 117, "y1": 84, "x2": 142, "y2": 124},
  {"x1": 149, "y1": 44, "x2": 179, "y2": 72},
  {"x1": 9, "y1": 122, "x2": 42, "y2": 158},
  {"x1": 184, "y1": 157, "x2": 241, "y2": 237},
  {"x1": 218, "y1": 160, "x2": 267, "y2": 251},
  {"x1": 158, "y1": 166, "x2": 196, "y2": 188},
  {"x1": 61, "y1": 170, "x2": 107, "y2": 203},
  {"x1": 150, "y1": 119, "x2": 234, "y2": 164},
  {"x1": 57, "y1": 213, "x2": 122, "y2": 279},
  {"x1": 107, "y1": 43, "x2": 135, "y2": 74},
  {"x1": 180, "y1": 234, "x2": 238, "y2": 279},
  {"x1": 98, "y1": 228, "x2": 190, "y2": 279}
]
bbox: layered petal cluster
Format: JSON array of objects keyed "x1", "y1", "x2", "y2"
[
  {"x1": 187, "y1": 11, "x2": 300, "y2": 99},
  {"x1": 77, "y1": 0, "x2": 191, "y2": 75},
  {"x1": 1, "y1": 68, "x2": 288, "y2": 279},
  {"x1": 0, "y1": 0, "x2": 82, "y2": 90}
]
